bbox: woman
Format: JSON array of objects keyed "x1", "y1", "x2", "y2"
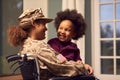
[{"x1": 7, "y1": 8, "x2": 93, "y2": 80}]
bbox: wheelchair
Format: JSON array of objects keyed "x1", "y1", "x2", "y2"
[{"x1": 6, "y1": 53, "x2": 98, "y2": 80}]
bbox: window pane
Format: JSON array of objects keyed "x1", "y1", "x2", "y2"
[
  {"x1": 100, "y1": 0, "x2": 113, "y2": 3},
  {"x1": 101, "y1": 40, "x2": 113, "y2": 56},
  {"x1": 100, "y1": 4, "x2": 114, "y2": 20},
  {"x1": 116, "y1": 4, "x2": 120, "y2": 20},
  {"x1": 100, "y1": 22, "x2": 113, "y2": 38},
  {"x1": 116, "y1": 22, "x2": 120, "y2": 37},
  {"x1": 101, "y1": 59, "x2": 114, "y2": 74},
  {"x1": 116, "y1": 0, "x2": 120, "y2": 2},
  {"x1": 116, "y1": 40, "x2": 120, "y2": 56},
  {"x1": 117, "y1": 59, "x2": 120, "y2": 74}
]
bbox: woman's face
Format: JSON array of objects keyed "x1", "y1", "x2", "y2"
[
  {"x1": 32, "y1": 21, "x2": 47, "y2": 40},
  {"x1": 57, "y1": 20, "x2": 75, "y2": 42}
]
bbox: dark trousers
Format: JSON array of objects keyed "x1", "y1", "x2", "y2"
[{"x1": 49, "y1": 75, "x2": 96, "y2": 80}]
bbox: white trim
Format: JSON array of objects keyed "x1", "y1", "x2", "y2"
[
  {"x1": 62, "y1": 0, "x2": 75, "y2": 10},
  {"x1": 75, "y1": 0, "x2": 84, "y2": 16},
  {"x1": 75, "y1": 0, "x2": 85, "y2": 63},
  {"x1": 91, "y1": 0, "x2": 101, "y2": 78},
  {"x1": 62, "y1": 0, "x2": 68, "y2": 10}
]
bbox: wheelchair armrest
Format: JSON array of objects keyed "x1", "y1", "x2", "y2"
[
  {"x1": 6, "y1": 53, "x2": 22, "y2": 63},
  {"x1": 6, "y1": 53, "x2": 40, "y2": 80}
]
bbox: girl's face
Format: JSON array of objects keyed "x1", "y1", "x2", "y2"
[
  {"x1": 32, "y1": 21, "x2": 47, "y2": 40},
  {"x1": 57, "y1": 20, "x2": 76, "y2": 42}
]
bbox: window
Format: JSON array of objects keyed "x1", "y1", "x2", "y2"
[{"x1": 92, "y1": 0, "x2": 120, "y2": 79}]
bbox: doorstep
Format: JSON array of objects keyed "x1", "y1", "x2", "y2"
[{"x1": 0, "y1": 74, "x2": 23, "y2": 80}]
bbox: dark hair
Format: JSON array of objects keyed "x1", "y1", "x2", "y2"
[
  {"x1": 54, "y1": 9, "x2": 87, "y2": 40},
  {"x1": 7, "y1": 20, "x2": 39, "y2": 47},
  {"x1": 7, "y1": 25, "x2": 29, "y2": 47}
]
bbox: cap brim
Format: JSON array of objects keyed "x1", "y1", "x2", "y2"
[{"x1": 36, "y1": 17, "x2": 53, "y2": 23}]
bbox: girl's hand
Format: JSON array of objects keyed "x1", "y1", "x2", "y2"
[{"x1": 76, "y1": 60, "x2": 83, "y2": 64}]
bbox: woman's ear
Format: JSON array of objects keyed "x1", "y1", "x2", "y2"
[
  {"x1": 31, "y1": 21, "x2": 35, "y2": 26},
  {"x1": 31, "y1": 21, "x2": 37, "y2": 28}
]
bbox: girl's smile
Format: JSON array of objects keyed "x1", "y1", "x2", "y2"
[{"x1": 57, "y1": 20, "x2": 75, "y2": 42}]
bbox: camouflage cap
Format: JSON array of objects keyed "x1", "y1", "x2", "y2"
[{"x1": 18, "y1": 8, "x2": 53, "y2": 26}]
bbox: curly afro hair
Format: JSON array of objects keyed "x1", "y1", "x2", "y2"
[{"x1": 54, "y1": 9, "x2": 87, "y2": 40}]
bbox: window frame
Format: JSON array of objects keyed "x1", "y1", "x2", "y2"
[{"x1": 91, "y1": 0, "x2": 120, "y2": 80}]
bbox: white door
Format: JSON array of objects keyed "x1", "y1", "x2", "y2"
[{"x1": 92, "y1": 0, "x2": 120, "y2": 80}]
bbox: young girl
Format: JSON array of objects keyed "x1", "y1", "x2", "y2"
[
  {"x1": 48, "y1": 9, "x2": 86, "y2": 63},
  {"x1": 7, "y1": 8, "x2": 93, "y2": 80}
]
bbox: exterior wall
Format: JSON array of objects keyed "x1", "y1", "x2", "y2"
[
  {"x1": 0, "y1": 0, "x2": 23, "y2": 75},
  {"x1": 23, "y1": 0, "x2": 48, "y2": 13},
  {"x1": 47, "y1": 0, "x2": 62, "y2": 40}
]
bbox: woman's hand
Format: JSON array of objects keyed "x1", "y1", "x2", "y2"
[{"x1": 84, "y1": 64, "x2": 94, "y2": 75}]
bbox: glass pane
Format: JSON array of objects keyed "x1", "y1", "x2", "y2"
[
  {"x1": 100, "y1": 22, "x2": 113, "y2": 38},
  {"x1": 116, "y1": 22, "x2": 120, "y2": 37},
  {"x1": 101, "y1": 40, "x2": 113, "y2": 56},
  {"x1": 100, "y1": 4, "x2": 114, "y2": 20},
  {"x1": 117, "y1": 59, "x2": 120, "y2": 74},
  {"x1": 116, "y1": 0, "x2": 120, "y2": 2},
  {"x1": 100, "y1": 0, "x2": 113, "y2": 3},
  {"x1": 101, "y1": 59, "x2": 114, "y2": 74},
  {"x1": 116, "y1": 40, "x2": 120, "y2": 56},
  {"x1": 116, "y1": 4, "x2": 120, "y2": 20}
]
